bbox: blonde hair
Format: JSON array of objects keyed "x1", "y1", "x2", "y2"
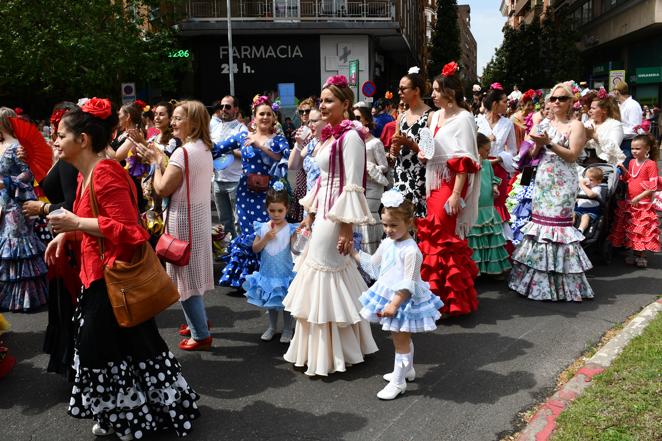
[
  {"x1": 0, "y1": 107, "x2": 17, "y2": 137},
  {"x1": 298, "y1": 97, "x2": 316, "y2": 110},
  {"x1": 586, "y1": 167, "x2": 604, "y2": 181},
  {"x1": 322, "y1": 84, "x2": 354, "y2": 119},
  {"x1": 550, "y1": 83, "x2": 575, "y2": 119},
  {"x1": 613, "y1": 81, "x2": 629, "y2": 95},
  {"x1": 175, "y1": 100, "x2": 212, "y2": 150}
]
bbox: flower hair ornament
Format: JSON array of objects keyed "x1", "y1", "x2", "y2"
[
  {"x1": 134, "y1": 99, "x2": 148, "y2": 112},
  {"x1": 384, "y1": 91, "x2": 394, "y2": 100},
  {"x1": 323, "y1": 75, "x2": 348, "y2": 89},
  {"x1": 49, "y1": 108, "x2": 68, "y2": 128},
  {"x1": 381, "y1": 189, "x2": 405, "y2": 208},
  {"x1": 272, "y1": 181, "x2": 285, "y2": 192},
  {"x1": 522, "y1": 89, "x2": 536, "y2": 102},
  {"x1": 81, "y1": 97, "x2": 112, "y2": 120},
  {"x1": 490, "y1": 82, "x2": 504, "y2": 91},
  {"x1": 441, "y1": 61, "x2": 459, "y2": 78},
  {"x1": 407, "y1": 66, "x2": 420, "y2": 75},
  {"x1": 597, "y1": 88, "x2": 609, "y2": 100},
  {"x1": 77, "y1": 97, "x2": 90, "y2": 107},
  {"x1": 251, "y1": 95, "x2": 279, "y2": 113}
]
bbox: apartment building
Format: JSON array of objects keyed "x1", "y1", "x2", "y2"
[{"x1": 500, "y1": 0, "x2": 552, "y2": 28}]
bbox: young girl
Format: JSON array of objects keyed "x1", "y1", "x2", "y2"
[
  {"x1": 468, "y1": 133, "x2": 512, "y2": 276},
  {"x1": 243, "y1": 182, "x2": 298, "y2": 343},
  {"x1": 609, "y1": 134, "x2": 661, "y2": 267},
  {"x1": 352, "y1": 190, "x2": 443, "y2": 400}
]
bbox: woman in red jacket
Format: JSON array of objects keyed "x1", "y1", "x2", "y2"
[{"x1": 46, "y1": 99, "x2": 200, "y2": 440}]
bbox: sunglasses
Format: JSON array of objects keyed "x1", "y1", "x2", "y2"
[
  {"x1": 308, "y1": 119, "x2": 320, "y2": 124},
  {"x1": 398, "y1": 87, "x2": 412, "y2": 93},
  {"x1": 299, "y1": 109, "x2": 311, "y2": 115},
  {"x1": 549, "y1": 96, "x2": 571, "y2": 103},
  {"x1": 220, "y1": 104, "x2": 233, "y2": 110}
]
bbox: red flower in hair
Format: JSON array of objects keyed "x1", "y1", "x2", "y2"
[
  {"x1": 134, "y1": 99, "x2": 147, "y2": 110},
  {"x1": 49, "y1": 108, "x2": 68, "y2": 128},
  {"x1": 81, "y1": 97, "x2": 112, "y2": 120},
  {"x1": 522, "y1": 89, "x2": 536, "y2": 102},
  {"x1": 441, "y1": 61, "x2": 459, "y2": 78},
  {"x1": 597, "y1": 88, "x2": 609, "y2": 100},
  {"x1": 14, "y1": 107, "x2": 24, "y2": 115}
]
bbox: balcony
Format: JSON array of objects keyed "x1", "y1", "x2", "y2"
[{"x1": 185, "y1": 0, "x2": 394, "y2": 21}]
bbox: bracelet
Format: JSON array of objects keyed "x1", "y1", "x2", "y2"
[
  {"x1": 39, "y1": 202, "x2": 47, "y2": 216},
  {"x1": 45, "y1": 204, "x2": 51, "y2": 215}
]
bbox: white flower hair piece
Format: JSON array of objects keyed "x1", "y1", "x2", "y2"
[
  {"x1": 272, "y1": 181, "x2": 285, "y2": 192},
  {"x1": 381, "y1": 189, "x2": 405, "y2": 208},
  {"x1": 77, "y1": 97, "x2": 90, "y2": 107},
  {"x1": 408, "y1": 66, "x2": 420, "y2": 75}
]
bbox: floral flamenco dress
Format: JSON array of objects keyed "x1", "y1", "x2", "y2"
[
  {"x1": 417, "y1": 110, "x2": 481, "y2": 316},
  {"x1": 608, "y1": 159, "x2": 660, "y2": 252},
  {"x1": 212, "y1": 133, "x2": 289, "y2": 288},
  {"x1": 283, "y1": 122, "x2": 378, "y2": 376},
  {"x1": 467, "y1": 159, "x2": 512, "y2": 275},
  {"x1": 243, "y1": 221, "x2": 298, "y2": 309},
  {"x1": 0, "y1": 143, "x2": 48, "y2": 311},
  {"x1": 508, "y1": 126, "x2": 594, "y2": 301}
]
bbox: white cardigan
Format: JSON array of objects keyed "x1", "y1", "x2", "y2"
[{"x1": 585, "y1": 118, "x2": 625, "y2": 164}]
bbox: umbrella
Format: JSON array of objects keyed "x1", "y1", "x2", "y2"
[{"x1": 9, "y1": 117, "x2": 52, "y2": 182}]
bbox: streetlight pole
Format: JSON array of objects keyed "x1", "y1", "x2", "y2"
[{"x1": 226, "y1": 0, "x2": 235, "y2": 95}]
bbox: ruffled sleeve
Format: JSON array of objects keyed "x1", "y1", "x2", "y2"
[
  {"x1": 3, "y1": 144, "x2": 37, "y2": 202},
  {"x1": 357, "y1": 240, "x2": 385, "y2": 280},
  {"x1": 596, "y1": 119, "x2": 625, "y2": 164},
  {"x1": 212, "y1": 131, "x2": 246, "y2": 158},
  {"x1": 326, "y1": 130, "x2": 375, "y2": 225},
  {"x1": 641, "y1": 160, "x2": 659, "y2": 191},
  {"x1": 447, "y1": 157, "x2": 480, "y2": 174},
  {"x1": 299, "y1": 177, "x2": 320, "y2": 213},
  {"x1": 269, "y1": 135, "x2": 289, "y2": 155},
  {"x1": 253, "y1": 221, "x2": 266, "y2": 237},
  {"x1": 288, "y1": 223, "x2": 299, "y2": 236}
]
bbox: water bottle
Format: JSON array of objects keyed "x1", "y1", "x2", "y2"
[{"x1": 292, "y1": 228, "x2": 311, "y2": 255}]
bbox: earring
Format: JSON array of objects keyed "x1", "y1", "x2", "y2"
[{"x1": 646, "y1": 152, "x2": 650, "y2": 158}]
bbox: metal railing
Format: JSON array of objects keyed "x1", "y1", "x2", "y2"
[{"x1": 185, "y1": 0, "x2": 393, "y2": 21}]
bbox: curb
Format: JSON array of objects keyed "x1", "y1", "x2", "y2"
[{"x1": 515, "y1": 298, "x2": 662, "y2": 441}]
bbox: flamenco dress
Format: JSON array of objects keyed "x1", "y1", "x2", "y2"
[
  {"x1": 283, "y1": 124, "x2": 378, "y2": 376},
  {"x1": 213, "y1": 133, "x2": 289, "y2": 288},
  {"x1": 358, "y1": 238, "x2": 442, "y2": 332},
  {"x1": 467, "y1": 160, "x2": 512, "y2": 275},
  {"x1": 508, "y1": 126, "x2": 594, "y2": 301},
  {"x1": 243, "y1": 221, "x2": 298, "y2": 309},
  {"x1": 608, "y1": 159, "x2": 660, "y2": 252},
  {"x1": 0, "y1": 143, "x2": 48, "y2": 312}
]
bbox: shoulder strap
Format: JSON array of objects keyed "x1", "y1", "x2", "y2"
[{"x1": 163, "y1": 148, "x2": 192, "y2": 244}]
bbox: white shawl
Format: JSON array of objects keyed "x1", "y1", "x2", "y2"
[{"x1": 585, "y1": 118, "x2": 625, "y2": 164}]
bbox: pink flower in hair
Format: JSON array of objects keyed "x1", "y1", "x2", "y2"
[
  {"x1": 324, "y1": 75, "x2": 349, "y2": 89},
  {"x1": 490, "y1": 82, "x2": 504, "y2": 91},
  {"x1": 597, "y1": 88, "x2": 609, "y2": 100}
]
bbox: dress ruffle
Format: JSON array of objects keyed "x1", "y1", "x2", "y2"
[
  {"x1": 243, "y1": 272, "x2": 294, "y2": 310},
  {"x1": 219, "y1": 234, "x2": 259, "y2": 288},
  {"x1": 507, "y1": 174, "x2": 534, "y2": 245},
  {"x1": 0, "y1": 234, "x2": 48, "y2": 311},
  {"x1": 358, "y1": 283, "x2": 442, "y2": 333},
  {"x1": 468, "y1": 206, "x2": 512, "y2": 275},
  {"x1": 326, "y1": 185, "x2": 375, "y2": 225},
  {"x1": 416, "y1": 216, "x2": 478, "y2": 316},
  {"x1": 609, "y1": 200, "x2": 661, "y2": 252},
  {"x1": 69, "y1": 351, "x2": 200, "y2": 438},
  {"x1": 508, "y1": 262, "x2": 594, "y2": 301}
]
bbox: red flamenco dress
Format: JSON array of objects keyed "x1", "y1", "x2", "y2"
[
  {"x1": 609, "y1": 159, "x2": 660, "y2": 252},
  {"x1": 417, "y1": 156, "x2": 480, "y2": 316}
]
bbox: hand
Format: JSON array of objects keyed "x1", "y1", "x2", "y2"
[
  {"x1": 136, "y1": 142, "x2": 161, "y2": 165},
  {"x1": 377, "y1": 302, "x2": 398, "y2": 318},
  {"x1": 630, "y1": 198, "x2": 640, "y2": 206},
  {"x1": 492, "y1": 186, "x2": 500, "y2": 197},
  {"x1": 488, "y1": 134, "x2": 496, "y2": 142},
  {"x1": 337, "y1": 223, "x2": 353, "y2": 255},
  {"x1": 298, "y1": 215, "x2": 314, "y2": 233},
  {"x1": 391, "y1": 134, "x2": 408, "y2": 149},
  {"x1": 45, "y1": 233, "x2": 67, "y2": 265},
  {"x1": 529, "y1": 131, "x2": 550, "y2": 147},
  {"x1": 447, "y1": 193, "x2": 462, "y2": 216},
  {"x1": 264, "y1": 223, "x2": 277, "y2": 241},
  {"x1": 617, "y1": 163, "x2": 627, "y2": 172},
  {"x1": 127, "y1": 128, "x2": 146, "y2": 145},
  {"x1": 417, "y1": 150, "x2": 428, "y2": 163},
  {"x1": 47, "y1": 209, "x2": 80, "y2": 234},
  {"x1": 16, "y1": 146, "x2": 28, "y2": 162},
  {"x1": 244, "y1": 133, "x2": 258, "y2": 148},
  {"x1": 22, "y1": 200, "x2": 43, "y2": 217},
  {"x1": 294, "y1": 127, "x2": 309, "y2": 146}
]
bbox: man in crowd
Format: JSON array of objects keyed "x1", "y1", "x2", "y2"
[{"x1": 612, "y1": 81, "x2": 642, "y2": 166}]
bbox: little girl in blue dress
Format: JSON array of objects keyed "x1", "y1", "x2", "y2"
[
  {"x1": 353, "y1": 190, "x2": 443, "y2": 400},
  {"x1": 243, "y1": 182, "x2": 298, "y2": 343}
]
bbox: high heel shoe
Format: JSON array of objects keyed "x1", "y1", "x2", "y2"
[
  {"x1": 178, "y1": 321, "x2": 212, "y2": 337},
  {"x1": 178, "y1": 336, "x2": 212, "y2": 351}
]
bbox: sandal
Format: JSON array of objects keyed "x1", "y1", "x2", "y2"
[{"x1": 636, "y1": 257, "x2": 648, "y2": 268}]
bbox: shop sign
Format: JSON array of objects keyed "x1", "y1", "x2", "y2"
[
  {"x1": 635, "y1": 67, "x2": 662, "y2": 84},
  {"x1": 608, "y1": 70, "x2": 626, "y2": 91}
]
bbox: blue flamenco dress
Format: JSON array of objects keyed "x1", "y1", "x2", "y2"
[
  {"x1": 243, "y1": 221, "x2": 297, "y2": 309},
  {"x1": 357, "y1": 238, "x2": 442, "y2": 333},
  {"x1": 0, "y1": 143, "x2": 48, "y2": 311},
  {"x1": 212, "y1": 133, "x2": 289, "y2": 288}
]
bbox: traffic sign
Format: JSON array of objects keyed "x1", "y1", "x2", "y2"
[
  {"x1": 121, "y1": 82, "x2": 136, "y2": 104},
  {"x1": 362, "y1": 81, "x2": 376, "y2": 98}
]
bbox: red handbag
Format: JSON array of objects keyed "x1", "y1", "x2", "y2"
[{"x1": 156, "y1": 148, "x2": 192, "y2": 266}]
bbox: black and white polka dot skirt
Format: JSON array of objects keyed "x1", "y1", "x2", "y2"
[{"x1": 68, "y1": 280, "x2": 200, "y2": 438}]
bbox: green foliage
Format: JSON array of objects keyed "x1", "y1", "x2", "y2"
[
  {"x1": 482, "y1": 10, "x2": 582, "y2": 90},
  {"x1": 429, "y1": 0, "x2": 461, "y2": 77},
  {"x1": 0, "y1": 0, "x2": 187, "y2": 104}
]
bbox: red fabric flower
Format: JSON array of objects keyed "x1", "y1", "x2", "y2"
[
  {"x1": 49, "y1": 108, "x2": 68, "y2": 128},
  {"x1": 81, "y1": 97, "x2": 112, "y2": 120},
  {"x1": 441, "y1": 61, "x2": 459, "y2": 78},
  {"x1": 323, "y1": 75, "x2": 348, "y2": 89},
  {"x1": 14, "y1": 107, "x2": 24, "y2": 115},
  {"x1": 134, "y1": 99, "x2": 147, "y2": 110}
]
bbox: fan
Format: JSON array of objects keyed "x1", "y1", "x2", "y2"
[{"x1": 10, "y1": 117, "x2": 52, "y2": 182}]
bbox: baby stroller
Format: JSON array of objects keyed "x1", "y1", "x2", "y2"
[{"x1": 576, "y1": 163, "x2": 620, "y2": 264}]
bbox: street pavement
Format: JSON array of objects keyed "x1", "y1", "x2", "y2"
[{"x1": 1, "y1": 253, "x2": 660, "y2": 441}]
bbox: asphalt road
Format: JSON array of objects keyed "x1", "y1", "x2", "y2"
[{"x1": 1, "y1": 253, "x2": 660, "y2": 441}]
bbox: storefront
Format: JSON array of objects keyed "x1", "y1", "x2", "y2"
[{"x1": 632, "y1": 66, "x2": 662, "y2": 106}]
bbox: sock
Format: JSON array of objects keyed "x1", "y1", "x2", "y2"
[
  {"x1": 267, "y1": 309, "x2": 278, "y2": 330},
  {"x1": 282, "y1": 310, "x2": 293, "y2": 333},
  {"x1": 392, "y1": 352, "x2": 409, "y2": 386}
]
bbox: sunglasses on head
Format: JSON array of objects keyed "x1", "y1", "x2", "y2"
[
  {"x1": 298, "y1": 109, "x2": 311, "y2": 115},
  {"x1": 549, "y1": 96, "x2": 571, "y2": 103}
]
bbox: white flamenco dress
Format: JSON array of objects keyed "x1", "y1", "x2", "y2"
[{"x1": 283, "y1": 128, "x2": 379, "y2": 376}]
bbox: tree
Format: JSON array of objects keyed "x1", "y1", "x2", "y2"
[
  {"x1": 428, "y1": 0, "x2": 460, "y2": 77},
  {"x1": 0, "y1": 0, "x2": 186, "y2": 111}
]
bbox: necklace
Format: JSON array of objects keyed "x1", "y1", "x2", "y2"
[{"x1": 630, "y1": 159, "x2": 646, "y2": 178}]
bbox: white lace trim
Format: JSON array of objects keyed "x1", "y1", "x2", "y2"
[
  {"x1": 304, "y1": 258, "x2": 353, "y2": 273},
  {"x1": 343, "y1": 184, "x2": 365, "y2": 192}
]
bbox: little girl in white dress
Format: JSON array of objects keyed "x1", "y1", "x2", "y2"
[{"x1": 353, "y1": 190, "x2": 443, "y2": 400}]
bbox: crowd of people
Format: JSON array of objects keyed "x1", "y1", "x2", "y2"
[{"x1": 0, "y1": 61, "x2": 660, "y2": 439}]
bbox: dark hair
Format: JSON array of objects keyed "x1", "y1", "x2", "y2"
[
  {"x1": 223, "y1": 95, "x2": 239, "y2": 108},
  {"x1": 402, "y1": 73, "x2": 428, "y2": 97},
  {"x1": 265, "y1": 187, "x2": 290, "y2": 207},
  {"x1": 633, "y1": 133, "x2": 659, "y2": 161},
  {"x1": 61, "y1": 107, "x2": 119, "y2": 153},
  {"x1": 477, "y1": 132, "x2": 491, "y2": 148},
  {"x1": 483, "y1": 88, "x2": 506, "y2": 112},
  {"x1": 432, "y1": 74, "x2": 470, "y2": 111},
  {"x1": 353, "y1": 106, "x2": 375, "y2": 130},
  {"x1": 120, "y1": 102, "x2": 144, "y2": 130},
  {"x1": 372, "y1": 98, "x2": 385, "y2": 112},
  {"x1": 154, "y1": 101, "x2": 174, "y2": 144}
]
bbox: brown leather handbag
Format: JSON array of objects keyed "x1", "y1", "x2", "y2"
[
  {"x1": 89, "y1": 171, "x2": 180, "y2": 328},
  {"x1": 247, "y1": 173, "x2": 269, "y2": 192},
  {"x1": 156, "y1": 148, "x2": 192, "y2": 266}
]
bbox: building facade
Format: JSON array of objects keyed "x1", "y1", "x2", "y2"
[
  {"x1": 500, "y1": 0, "x2": 552, "y2": 28},
  {"x1": 553, "y1": 0, "x2": 662, "y2": 106},
  {"x1": 175, "y1": 0, "x2": 424, "y2": 108}
]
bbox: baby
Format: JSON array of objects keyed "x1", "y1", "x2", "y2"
[{"x1": 575, "y1": 167, "x2": 604, "y2": 234}]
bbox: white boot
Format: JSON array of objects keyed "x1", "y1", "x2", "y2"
[
  {"x1": 261, "y1": 310, "x2": 279, "y2": 341},
  {"x1": 280, "y1": 311, "x2": 294, "y2": 343},
  {"x1": 377, "y1": 353, "x2": 408, "y2": 400}
]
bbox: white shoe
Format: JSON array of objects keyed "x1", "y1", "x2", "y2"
[
  {"x1": 280, "y1": 329, "x2": 293, "y2": 344},
  {"x1": 260, "y1": 328, "x2": 276, "y2": 341},
  {"x1": 92, "y1": 423, "x2": 114, "y2": 437},
  {"x1": 383, "y1": 367, "x2": 416, "y2": 382},
  {"x1": 377, "y1": 382, "x2": 406, "y2": 400}
]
